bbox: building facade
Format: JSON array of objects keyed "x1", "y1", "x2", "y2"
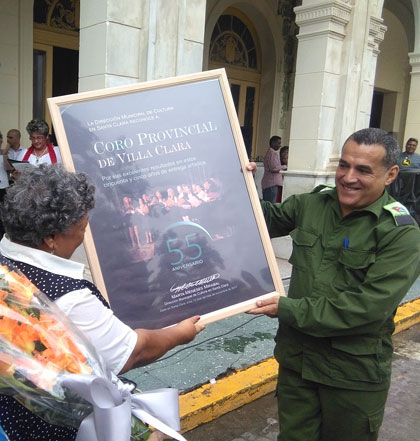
[{"x1": 1, "y1": 0, "x2": 419, "y2": 198}]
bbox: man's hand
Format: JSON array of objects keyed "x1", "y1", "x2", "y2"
[
  {"x1": 247, "y1": 296, "x2": 279, "y2": 318},
  {"x1": 246, "y1": 162, "x2": 257, "y2": 176}
]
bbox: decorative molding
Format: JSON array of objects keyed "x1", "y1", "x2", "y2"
[
  {"x1": 368, "y1": 16, "x2": 386, "y2": 55},
  {"x1": 409, "y1": 52, "x2": 420, "y2": 75},
  {"x1": 409, "y1": 52, "x2": 420, "y2": 67},
  {"x1": 34, "y1": 24, "x2": 79, "y2": 50},
  {"x1": 34, "y1": 0, "x2": 80, "y2": 31},
  {"x1": 210, "y1": 33, "x2": 248, "y2": 67},
  {"x1": 296, "y1": 29, "x2": 349, "y2": 42},
  {"x1": 295, "y1": 2, "x2": 352, "y2": 25},
  {"x1": 278, "y1": 0, "x2": 299, "y2": 120}
]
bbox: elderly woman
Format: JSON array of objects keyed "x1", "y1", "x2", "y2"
[
  {"x1": 17, "y1": 119, "x2": 61, "y2": 165},
  {"x1": 0, "y1": 165, "x2": 204, "y2": 441}
]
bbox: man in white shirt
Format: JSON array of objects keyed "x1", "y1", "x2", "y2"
[
  {"x1": 5, "y1": 129, "x2": 25, "y2": 160},
  {"x1": 3, "y1": 129, "x2": 26, "y2": 184}
]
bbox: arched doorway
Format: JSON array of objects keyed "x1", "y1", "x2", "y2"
[
  {"x1": 33, "y1": 0, "x2": 80, "y2": 133},
  {"x1": 370, "y1": 0, "x2": 414, "y2": 145},
  {"x1": 208, "y1": 8, "x2": 261, "y2": 159}
]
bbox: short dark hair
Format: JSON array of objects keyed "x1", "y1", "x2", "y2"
[
  {"x1": 344, "y1": 128, "x2": 399, "y2": 169},
  {"x1": 407, "y1": 137, "x2": 418, "y2": 145},
  {"x1": 270, "y1": 136, "x2": 281, "y2": 147},
  {"x1": 1, "y1": 165, "x2": 95, "y2": 247},
  {"x1": 26, "y1": 119, "x2": 49, "y2": 136}
]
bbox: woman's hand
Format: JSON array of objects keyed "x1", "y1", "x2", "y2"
[
  {"x1": 173, "y1": 315, "x2": 205, "y2": 345},
  {"x1": 120, "y1": 316, "x2": 205, "y2": 373}
]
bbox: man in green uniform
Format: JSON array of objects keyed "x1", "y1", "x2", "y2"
[{"x1": 248, "y1": 128, "x2": 420, "y2": 441}]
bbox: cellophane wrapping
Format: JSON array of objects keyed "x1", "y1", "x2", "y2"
[{"x1": 0, "y1": 263, "x2": 152, "y2": 440}]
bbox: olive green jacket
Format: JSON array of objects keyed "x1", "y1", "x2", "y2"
[{"x1": 262, "y1": 187, "x2": 420, "y2": 391}]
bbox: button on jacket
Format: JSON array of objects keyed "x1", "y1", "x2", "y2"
[{"x1": 262, "y1": 187, "x2": 420, "y2": 391}]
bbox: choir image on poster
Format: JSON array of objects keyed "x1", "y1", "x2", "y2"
[{"x1": 120, "y1": 178, "x2": 227, "y2": 263}]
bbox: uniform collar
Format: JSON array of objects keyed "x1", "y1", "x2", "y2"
[
  {"x1": 325, "y1": 188, "x2": 389, "y2": 219},
  {"x1": 0, "y1": 235, "x2": 85, "y2": 279}
]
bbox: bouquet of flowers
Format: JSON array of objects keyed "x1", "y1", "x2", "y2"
[{"x1": 0, "y1": 263, "x2": 157, "y2": 441}]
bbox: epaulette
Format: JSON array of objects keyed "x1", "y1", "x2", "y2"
[
  {"x1": 383, "y1": 202, "x2": 415, "y2": 226},
  {"x1": 311, "y1": 184, "x2": 336, "y2": 194}
]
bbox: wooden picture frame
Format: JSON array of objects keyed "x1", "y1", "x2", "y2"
[{"x1": 48, "y1": 68, "x2": 285, "y2": 329}]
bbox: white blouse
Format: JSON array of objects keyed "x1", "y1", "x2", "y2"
[
  {"x1": 16, "y1": 146, "x2": 62, "y2": 165},
  {"x1": 0, "y1": 236, "x2": 137, "y2": 374}
]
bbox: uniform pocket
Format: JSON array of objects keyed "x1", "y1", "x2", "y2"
[
  {"x1": 338, "y1": 248, "x2": 376, "y2": 269},
  {"x1": 330, "y1": 336, "x2": 382, "y2": 383},
  {"x1": 334, "y1": 248, "x2": 376, "y2": 289},
  {"x1": 288, "y1": 228, "x2": 318, "y2": 270},
  {"x1": 331, "y1": 336, "x2": 382, "y2": 355}
]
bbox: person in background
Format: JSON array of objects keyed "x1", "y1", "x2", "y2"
[
  {"x1": 261, "y1": 136, "x2": 287, "y2": 203},
  {"x1": 16, "y1": 119, "x2": 61, "y2": 166},
  {"x1": 5, "y1": 129, "x2": 24, "y2": 160},
  {"x1": 280, "y1": 146, "x2": 289, "y2": 167},
  {"x1": 397, "y1": 137, "x2": 420, "y2": 169},
  {"x1": 3, "y1": 129, "x2": 25, "y2": 184},
  {"x1": 276, "y1": 146, "x2": 289, "y2": 202},
  {"x1": 247, "y1": 128, "x2": 420, "y2": 441},
  {"x1": 0, "y1": 165, "x2": 204, "y2": 441}
]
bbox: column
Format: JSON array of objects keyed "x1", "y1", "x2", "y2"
[
  {"x1": 0, "y1": 0, "x2": 33, "y2": 131},
  {"x1": 329, "y1": 6, "x2": 385, "y2": 164},
  {"x1": 79, "y1": 0, "x2": 206, "y2": 92},
  {"x1": 404, "y1": 53, "x2": 420, "y2": 140},
  {"x1": 283, "y1": 0, "x2": 387, "y2": 199},
  {"x1": 145, "y1": 0, "x2": 206, "y2": 80},
  {"x1": 283, "y1": 0, "x2": 352, "y2": 199}
]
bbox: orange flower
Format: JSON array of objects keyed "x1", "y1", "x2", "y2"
[
  {"x1": 0, "y1": 304, "x2": 41, "y2": 354},
  {"x1": 11, "y1": 322, "x2": 39, "y2": 354},
  {"x1": 0, "y1": 264, "x2": 93, "y2": 395},
  {"x1": 0, "y1": 311, "x2": 19, "y2": 342},
  {"x1": 2, "y1": 270, "x2": 37, "y2": 304},
  {"x1": 0, "y1": 353, "x2": 15, "y2": 377}
]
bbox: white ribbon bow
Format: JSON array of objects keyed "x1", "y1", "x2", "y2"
[{"x1": 62, "y1": 374, "x2": 187, "y2": 441}]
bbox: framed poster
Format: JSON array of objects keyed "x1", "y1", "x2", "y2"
[{"x1": 48, "y1": 69, "x2": 284, "y2": 329}]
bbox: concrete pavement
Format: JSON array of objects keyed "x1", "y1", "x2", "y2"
[
  {"x1": 184, "y1": 322, "x2": 420, "y2": 441},
  {"x1": 71, "y1": 237, "x2": 420, "y2": 435}
]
